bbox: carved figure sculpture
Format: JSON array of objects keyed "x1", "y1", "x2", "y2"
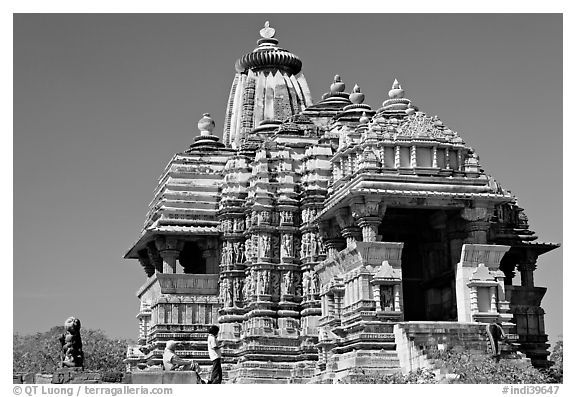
[
  {"x1": 244, "y1": 239, "x2": 251, "y2": 260},
  {"x1": 310, "y1": 233, "x2": 317, "y2": 257},
  {"x1": 219, "y1": 279, "x2": 225, "y2": 302},
  {"x1": 311, "y1": 272, "x2": 320, "y2": 295},
  {"x1": 260, "y1": 235, "x2": 271, "y2": 258},
  {"x1": 226, "y1": 244, "x2": 234, "y2": 266},
  {"x1": 263, "y1": 270, "x2": 270, "y2": 295},
  {"x1": 252, "y1": 235, "x2": 259, "y2": 259},
  {"x1": 281, "y1": 234, "x2": 293, "y2": 258},
  {"x1": 282, "y1": 271, "x2": 293, "y2": 295},
  {"x1": 257, "y1": 271, "x2": 265, "y2": 295},
  {"x1": 238, "y1": 243, "x2": 245, "y2": 263},
  {"x1": 260, "y1": 211, "x2": 270, "y2": 224},
  {"x1": 317, "y1": 234, "x2": 326, "y2": 255},
  {"x1": 302, "y1": 271, "x2": 311, "y2": 297},
  {"x1": 59, "y1": 316, "x2": 84, "y2": 369},
  {"x1": 233, "y1": 278, "x2": 242, "y2": 303},
  {"x1": 225, "y1": 279, "x2": 233, "y2": 307},
  {"x1": 243, "y1": 271, "x2": 252, "y2": 299},
  {"x1": 220, "y1": 249, "x2": 227, "y2": 267},
  {"x1": 233, "y1": 243, "x2": 240, "y2": 264},
  {"x1": 302, "y1": 234, "x2": 310, "y2": 258},
  {"x1": 249, "y1": 269, "x2": 256, "y2": 296}
]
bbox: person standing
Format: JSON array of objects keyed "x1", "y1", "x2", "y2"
[{"x1": 207, "y1": 325, "x2": 223, "y2": 384}]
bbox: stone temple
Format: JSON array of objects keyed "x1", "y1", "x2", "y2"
[{"x1": 124, "y1": 22, "x2": 559, "y2": 383}]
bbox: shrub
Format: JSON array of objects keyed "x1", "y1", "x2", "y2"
[{"x1": 13, "y1": 326, "x2": 132, "y2": 374}]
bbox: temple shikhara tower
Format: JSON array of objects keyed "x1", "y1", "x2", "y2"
[{"x1": 124, "y1": 22, "x2": 559, "y2": 383}]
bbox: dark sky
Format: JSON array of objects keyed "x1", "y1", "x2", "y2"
[{"x1": 13, "y1": 14, "x2": 562, "y2": 342}]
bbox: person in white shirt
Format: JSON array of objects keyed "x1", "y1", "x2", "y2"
[{"x1": 207, "y1": 325, "x2": 223, "y2": 384}]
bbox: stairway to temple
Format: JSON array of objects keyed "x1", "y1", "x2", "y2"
[
  {"x1": 308, "y1": 321, "x2": 498, "y2": 383},
  {"x1": 394, "y1": 322, "x2": 492, "y2": 374}
]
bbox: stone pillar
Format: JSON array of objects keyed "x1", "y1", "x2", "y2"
[
  {"x1": 351, "y1": 198, "x2": 385, "y2": 243},
  {"x1": 159, "y1": 250, "x2": 178, "y2": 274},
  {"x1": 393, "y1": 284, "x2": 402, "y2": 312},
  {"x1": 518, "y1": 261, "x2": 537, "y2": 288},
  {"x1": 341, "y1": 226, "x2": 362, "y2": 247},
  {"x1": 325, "y1": 238, "x2": 346, "y2": 259},
  {"x1": 357, "y1": 217, "x2": 381, "y2": 242},
  {"x1": 319, "y1": 220, "x2": 346, "y2": 259},
  {"x1": 490, "y1": 287, "x2": 497, "y2": 312},
  {"x1": 154, "y1": 237, "x2": 184, "y2": 274},
  {"x1": 461, "y1": 207, "x2": 492, "y2": 244},
  {"x1": 335, "y1": 207, "x2": 361, "y2": 248}
]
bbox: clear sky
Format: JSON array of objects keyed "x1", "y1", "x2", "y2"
[{"x1": 13, "y1": 14, "x2": 562, "y2": 343}]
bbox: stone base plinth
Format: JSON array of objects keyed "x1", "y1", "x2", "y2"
[
  {"x1": 311, "y1": 349, "x2": 401, "y2": 384},
  {"x1": 226, "y1": 360, "x2": 318, "y2": 384},
  {"x1": 51, "y1": 368, "x2": 102, "y2": 384},
  {"x1": 128, "y1": 371, "x2": 200, "y2": 384}
]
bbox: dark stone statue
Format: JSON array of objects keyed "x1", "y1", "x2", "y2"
[
  {"x1": 487, "y1": 322, "x2": 507, "y2": 362},
  {"x1": 59, "y1": 316, "x2": 84, "y2": 369}
]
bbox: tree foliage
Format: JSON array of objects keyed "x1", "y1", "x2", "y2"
[
  {"x1": 13, "y1": 326, "x2": 132, "y2": 374},
  {"x1": 547, "y1": 339, "x2": 563, "y2": 383}
]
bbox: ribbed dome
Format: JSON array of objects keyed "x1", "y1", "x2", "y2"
[
  {"x1": 234, "y1": 22, "x2": 303, "y2": 75},
  {"x1": 222, "y1": 22, "x2": 312, "y2": 149}
]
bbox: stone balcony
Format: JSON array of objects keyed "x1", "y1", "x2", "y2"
[{"x1": 137, "y1": 273, "x2": 219, "y2": 297}]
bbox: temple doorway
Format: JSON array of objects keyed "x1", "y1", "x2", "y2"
[{"x1": 378, "y1": 208, "x2": 457, "y2": 321}]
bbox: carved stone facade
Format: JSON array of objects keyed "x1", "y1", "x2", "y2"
[{"x1": 125, "y1": 23, "x2": 559, "y2": 381}]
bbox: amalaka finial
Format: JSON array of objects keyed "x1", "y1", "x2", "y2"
[
  {"x1": 388, "y1": 78, "x2": 405, "y2": 99},
  {"x1": 359, "y1": 111, "x2": 370, "y2": 124},
  {"x1": 260, "y1": 21, "x2": 276, "y2": 39},
  {"x1": 349, "y1": 83, "x2": 365, "y2": 104},
  {"x1": 198, "y1": 113, "x2": 215, "y2": 136},
  {"x1": 330, "y1": 74, "x2": 345, "y2": 94}
]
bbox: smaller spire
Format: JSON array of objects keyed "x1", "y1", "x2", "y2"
[
  {"x1": 349, "y1": 83, "x2": 365, "y2": 104},
  {"x1": 189, "y1": 112, "x2": 224, "y2": 151},
  {"x1": 388, "y1": 78, "x2": 405, "y2": 99},
  {"x1": 359, "y1": 111, "x2": 370, "y2": 124},
  {"x1": 260, "y1": 21, "x2": 276, "y2": 39},
  {"x1": 330, "y1": 74, "x2": 346, "y2": 93},
  {"x1": 197, "y1": 113, "x2": 215, "y2": 136}
]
